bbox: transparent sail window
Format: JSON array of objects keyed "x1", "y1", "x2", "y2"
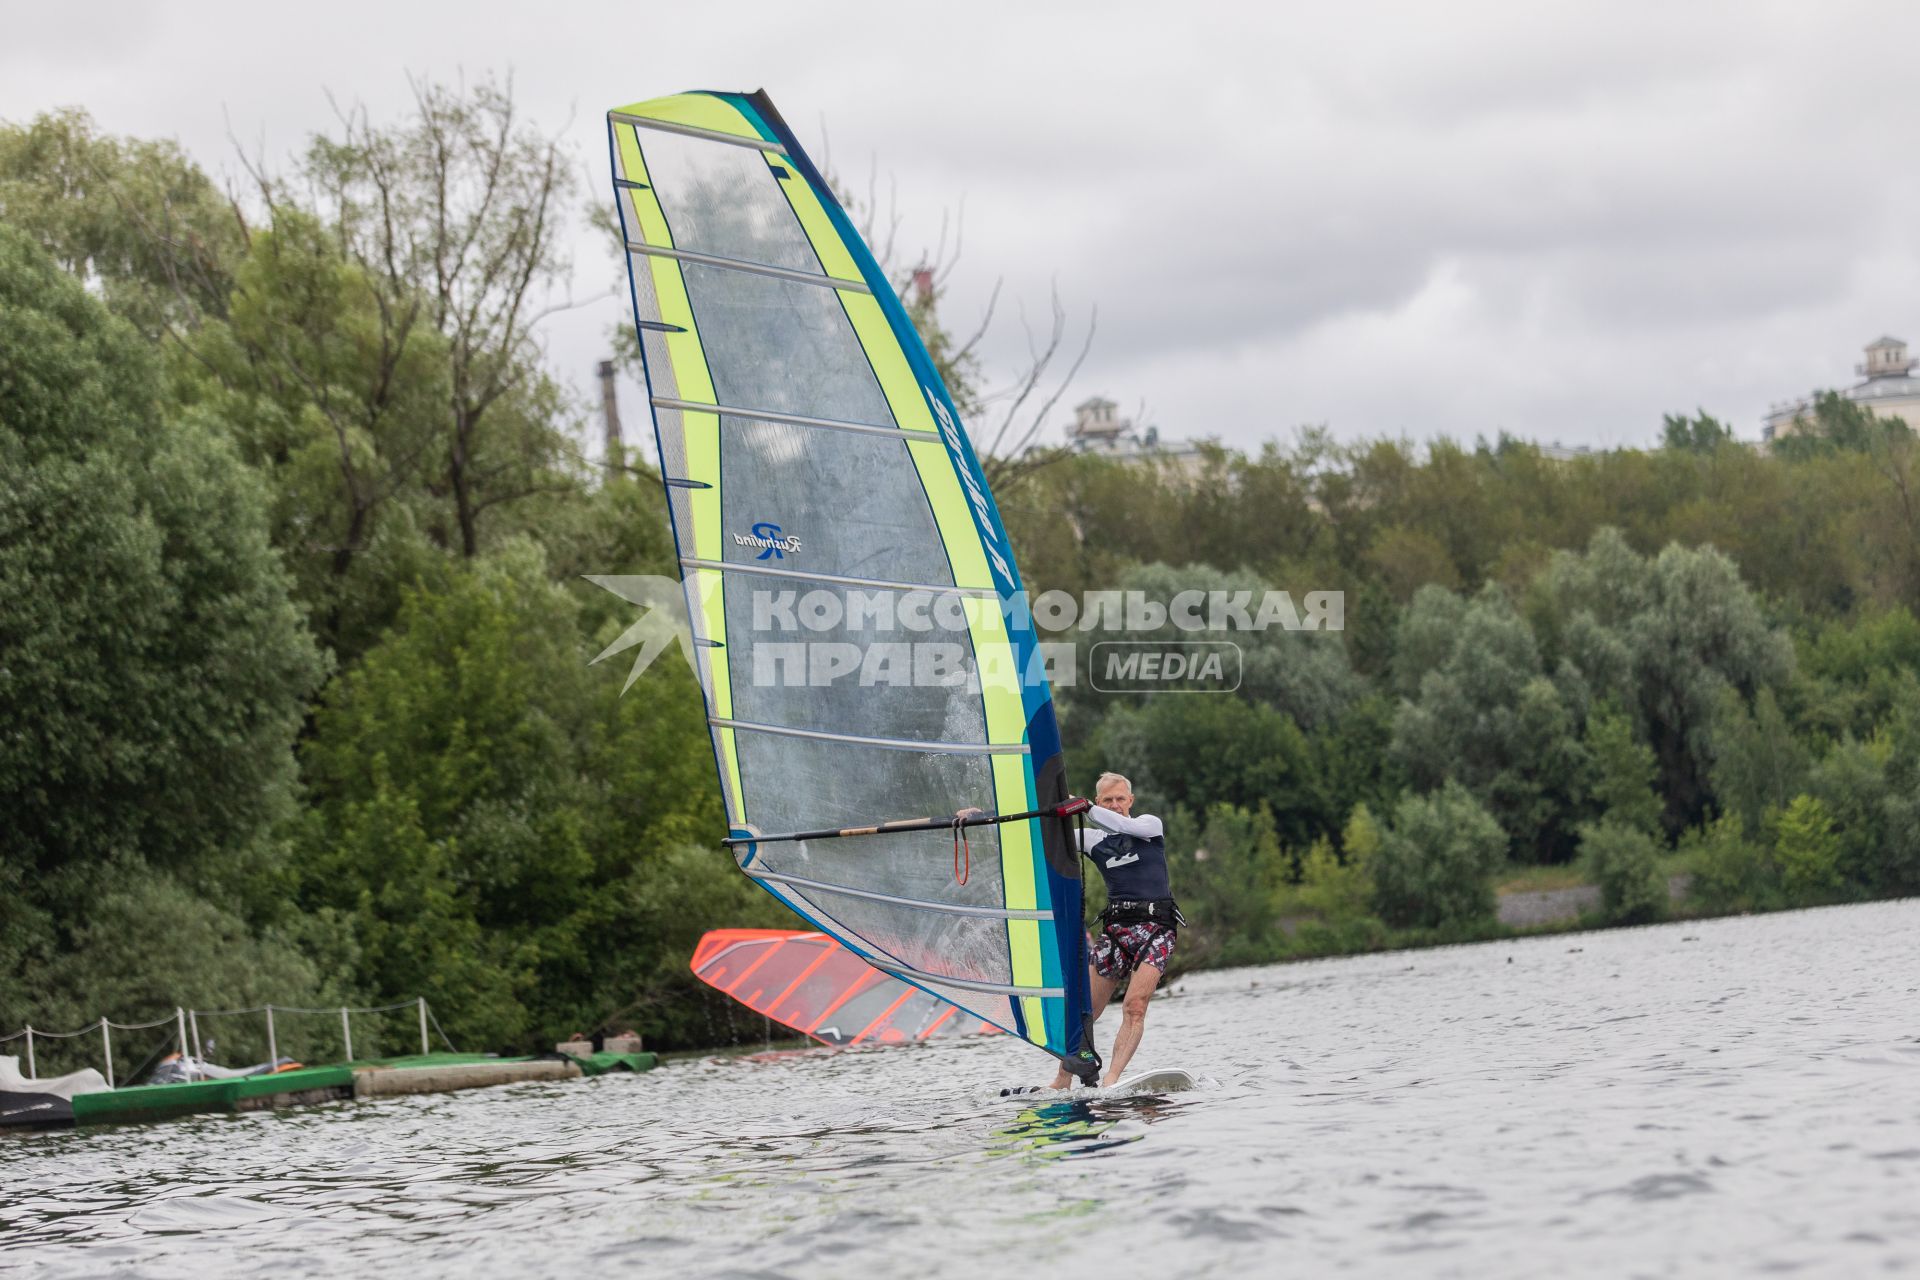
[
  {"x1": 681, "y1": 263, "x2": 894, "y2": 425},
  {"x1": 721, "y1": 575, "x2": 984, "y2": 745},
  {"x1": 790, "y1": 886, "x2": 1016, "y2": 986},
  {"x1": 633, "y1": 129, "x2": 823, "y2": 275},
  {"x1": 717, "y1": 417, "x2": 953, "y2": 585},
  {"x1": 733, "y1": 732, "x2": 1000, "y2": 831}
]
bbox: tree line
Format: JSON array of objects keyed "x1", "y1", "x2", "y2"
[{"x1": 1001, "y1": 406, "x2": 1920, "y2": 967}]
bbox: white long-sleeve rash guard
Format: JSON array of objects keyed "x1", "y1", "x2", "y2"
[{"x1": 1075, "y1": 806, "x2": 1164, "y2": 852}]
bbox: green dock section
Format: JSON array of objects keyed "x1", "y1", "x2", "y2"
[
  {"x1": 73, "y1": 1064, "x2": 356, "y2": 1123},
  {"x1": 66, "y1": 1050, "x2": 657, "y2": 1127}
]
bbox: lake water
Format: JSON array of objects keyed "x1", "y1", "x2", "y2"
[{"x1": 6, "y1": 901, "x2": 1919, "y2": 1277}]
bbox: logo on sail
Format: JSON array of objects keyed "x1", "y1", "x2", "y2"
[
  {"x1": 923, "y1": 387, "x2": 1015, "y2": 590},
  {"x1": 736, "y1": 522, "x2": 802, "y2": 560}
]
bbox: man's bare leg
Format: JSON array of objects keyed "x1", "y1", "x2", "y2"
[
  {"x1": 1100, "y1": 962, "x2": 1163, "y2": 1086},
  {"x1": 1048, "y1": 968, "x2": 1117, "y2": 1089}
]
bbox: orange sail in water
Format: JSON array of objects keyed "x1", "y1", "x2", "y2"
[{"x1": 691, "y1": 929, "x2": 998, "y2": 1047}]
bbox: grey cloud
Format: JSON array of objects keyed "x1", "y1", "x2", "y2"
[{"x1": 6, "y1": 0, "x2": 1920, "y2": 453}]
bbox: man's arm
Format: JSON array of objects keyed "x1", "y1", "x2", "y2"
[{"x1": 1084, "y1": 807, "x2": 1164, "y2": 839}]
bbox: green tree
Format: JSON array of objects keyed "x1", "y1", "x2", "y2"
[
  {"x1": 180, "y1": 207, "x2": 455, "y2": 656},
  {"x1": 1309, "y1": 695, "x2": 1401, "y2": 850},
  {"x1": 1290, "y1": 803, "x2": 1381, "y2": 923},
  {"x1": 1868, "y1": 681, "x2": 1920, "y2": 895},
  {"x1": 0, "y1": 224, "x2": 323, "y2": 881},
  {"x1": 0, "y1": 108, "x2": 246, "y2": 342},
  {"x1": 1536, "y1": 528, "x2": 1792, "y2": 834},
  {"x1": 1771, "y1": 794, "x2": 1844, "y2": 901},
  {"x1": 1580, "y1": 823, "x2": 1666, "y2": 924},
  {"x1": 1391, "y1": 584, "x2": 1589, "y2": 860},
  {"x1": 0, "y1": 224, "x2": 326, "y2": 1036},
  {"x1": 13, "y1": 870, "x2": 339, "y2": 1062},
  {"x1": 1772, "y1": 392, "x2": 1912, "y2": 461},
  {"x1": 1087, "y1": 697, "x2": 1324, "y2": 849},
  {"x1": 1794, "y1": 608, "x2": 1920, "y2": 740},
  {"x1": 1880, "y1": 787, "x2": 1920, "y2": 900},
  {"x1": 7, "y1": 96, "x2": 594, "y2": 668},
  {"x1": 1167, "y1": 803, "x2": 1288, "y2": 967},
  {"x1": 1804, "y1": 734, "x2": 1893, "y2": 894},
  {"x1": 1661, "y1": 410, "x2": 1735, "y2": 453},
  {"x1": 1684, "y1": 814, "x2": 1774, "y2": 912},
  {"x1": 1389, "y1": 584, "x2": 1469, "y2": 698},
  {"x1": 295, "y1": 543, "x2": 732, "y2": 1050},
  {"x1": 1708, "y1": 687, "x2": 1810, "y2": 835},
  {"x1": 1060, "y1": 561, "x2": 1361, "y2": 731},
  {"x1": 1371, "y1": 782, "x2": 1507, "y2": 929},
  {"x1": 1576, "y1": 701, "x2": 1669, "y2": 922},
  {"x1": 1367, "y1": 525, "x2": 1462, "y2": 602},
  {"x1": 299, "y1": 75, "x2": 579, "y2": 560},
  {"x1": 1585, "y1": 703, "x2": 1662, "y2": 834}
]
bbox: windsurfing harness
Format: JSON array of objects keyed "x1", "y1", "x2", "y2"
[
  {"x1": 1100, "y1": 898, "x2": 1184, "y2": 930},
  {"x1": 1080, "y1": 808, "x2": 1182, "y2": 968}
]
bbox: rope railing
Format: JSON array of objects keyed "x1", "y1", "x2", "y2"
[{"x1": 3, "y1": 997, "x2": 444, "y2": 1087}]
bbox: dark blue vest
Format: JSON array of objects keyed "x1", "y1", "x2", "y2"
[{"x1": 1089, "y1": 829, "x2": 1171, "y2": 901}]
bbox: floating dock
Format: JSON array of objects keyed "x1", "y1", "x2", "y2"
[{"x1": 59, "y1": 1051, "x2": 655, "y2": 1128}]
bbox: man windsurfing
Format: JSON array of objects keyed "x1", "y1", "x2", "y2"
[
  {"x1": 1050, "y1": 772, "x2": 1181, "y2": 1089},
  {"x1": 962, "y1": 771, "x2": 1179, "y2": 1089}
]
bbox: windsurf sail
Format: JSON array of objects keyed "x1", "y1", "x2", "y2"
[
  {"x1": 691, "y1": 928, "x2": 997, "y2": 1046},
  {"x1": 608, "y1": 89, "x2": 1096, "y2": 1080}
]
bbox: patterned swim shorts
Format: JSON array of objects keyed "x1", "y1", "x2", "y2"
[{"x1": 1091, "y1": 922, "x2": 1176, "y2": 979}]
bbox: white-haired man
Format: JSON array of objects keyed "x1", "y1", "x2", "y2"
[{"x1": 1044, "y1": 771, "x2": 1180, "y2": 1089}]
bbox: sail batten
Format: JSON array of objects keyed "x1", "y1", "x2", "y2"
[
  {"x1": 650, "y1": 396, "x2": 940, "y2": 441},
  {"x1": 712, "y1": 718, "x2": 1032, "y2": 754},
  {"x1": 746, "y1": 870, "x2": 1057, "y2": 920},
  {"x1": 609, "y1": 110, "x2": 789, "y2": 153},
  {"x1": 678, "y1": 557, "x2": 996, "y2": 596},
  {"x1": 869, "y1": 964, "x2": 1066, "y2": 999},
  {"x1": 624, "y1": 240, "x2": 873, "y2": 293},
  {"x1": 612, "y1": 89, "x2": 1093, "y2": 1073}
]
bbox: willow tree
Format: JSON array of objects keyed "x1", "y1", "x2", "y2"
[
  {"x1": 1390, "y1": 583, "x2": 1590, "y2": 862},
  {"x1": 1534, "y1": 528, "x2": 1793, "y2": 834}
]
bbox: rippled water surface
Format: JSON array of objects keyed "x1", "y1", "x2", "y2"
[{"x1": 6, "y1": 902, "x2": 1920, "y2": 1277}]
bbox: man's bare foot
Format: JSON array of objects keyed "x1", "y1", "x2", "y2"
[{"x1": 1047, "y1": 1069, "x2": 1073, "y2": 1090}]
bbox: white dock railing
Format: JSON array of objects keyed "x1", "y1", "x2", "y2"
[{"x1": 1, "y1": 997, "x2": 454, "y2": 1085}]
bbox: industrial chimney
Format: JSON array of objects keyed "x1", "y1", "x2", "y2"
[{"x1": 598, "y1": 359, "x2": 623, "y2": 479}]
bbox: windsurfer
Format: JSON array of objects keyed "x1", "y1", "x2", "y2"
[
  {"x1": 972, "y1": 772, "x2": 1179, "y2": 1089},
  {"x1": 1055, "y1": 772, "x2": 1179, "y2": 1087}
]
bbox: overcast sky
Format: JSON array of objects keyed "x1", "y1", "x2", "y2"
[{"x1": 7, "y1": 0, "x2": 1918, "y2": 457}]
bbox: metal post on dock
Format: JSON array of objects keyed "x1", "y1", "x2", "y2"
[
  {"x1": 266, "y1": 1005, "x2": 277, "y2": 1067},
  {"x1": 175, "y1": 1007, "x2": 186, "y2": 1061},
  {"x1": 341, "y1": 1007, "x2": 353, "y2": 1062},
  {"x1": 417, "y1": 997, "x2": 429, "y2": 1056},
  {"x1": 189, "y1": 1008, "x2": 203, "y2": 1064},
  {"x1": 101, "y1": 1018, "x2": 114, "y2": 1088},
  {"x1": 24, "y1": 1027, "x2": 34, "y2": 1078}
]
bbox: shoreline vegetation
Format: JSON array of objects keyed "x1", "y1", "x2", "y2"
[{"x1": 7, "y1": 91, "x2": 1920, "y2": 1073}]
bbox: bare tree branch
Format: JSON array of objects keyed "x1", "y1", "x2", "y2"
[{"x1": 303, "y1": 73, "x2": 579, "y2": 557}]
